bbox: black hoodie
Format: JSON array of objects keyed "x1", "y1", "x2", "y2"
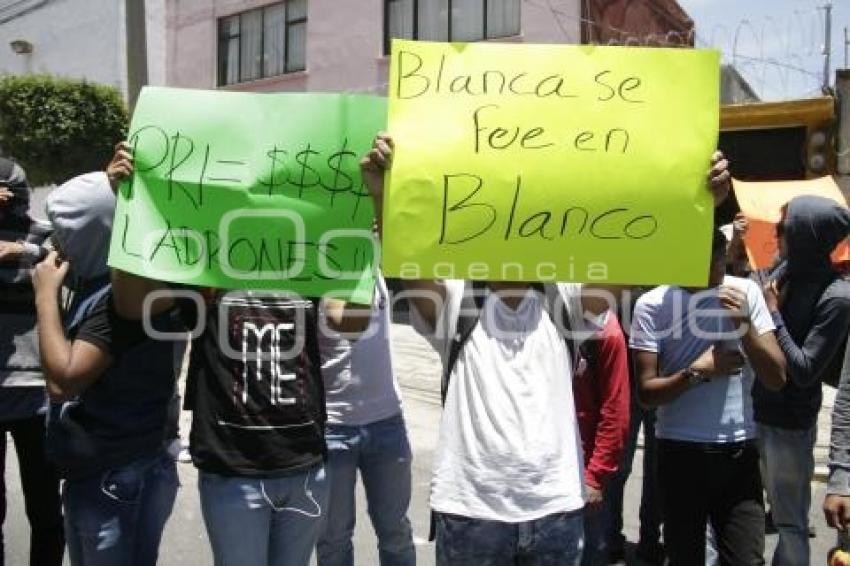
[
  {"x1": 0, "y1": 157, "x2": 51, "y2": 390},
  {"x1": 753, "y1": 195, "x2": 850, "y2": 429}
]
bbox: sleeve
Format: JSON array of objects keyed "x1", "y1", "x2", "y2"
[
  {"x1": 585, "y1": 315, "x2": 631, "y2": 490},
  {"x1": 745, "y1": 279, "x2": 775, "y2": 336},
  {"x1": 18, "y1": 241, "x2": 47, "y2": 264},
  {"x1": 829, "y1": 334, "x2": 850, "y2": 495},
  {"x1": 773, "y1": 295, "x2": 850, "y2": 388},
  {"x1": 557, "y1": 283, "x2": 596, "y2": 348},
  {"x1": 75, "y1": 296, "x2": 151, "y2": 355},
  {"x1": 73, "y1": 297, "x2": 114, "y2": 353},
  {"x1": 628, "y1": 297, "x2": 659, "y2": 353}
]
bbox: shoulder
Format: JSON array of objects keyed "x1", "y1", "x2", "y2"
[
  {"x1": 600, "y1": 312, "x2": 626, "y2": 345},
  {"x1": 727, "y1": 275, "x2": 763, "y2": 302},
  {"x1": 819, "y1": 279, "x2": 850, "y2": 312},
  {"x1": 635, "y1": 285, "x2": 670, "y2": 312},
  {"x1": 556, "y1": 282, "x2": 581, "y2": 300},
  {"x1": 824, "y1": 278, "x2": 850, "y2": 300},
  {"x1": 726, "y1": 275, "x2": 758, "y2": 292},
  {"x1": 444, "y1": 279, "x2": 465, "y2": 299}
]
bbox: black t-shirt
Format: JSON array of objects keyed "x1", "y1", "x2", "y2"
[
  {"x1": 47, "y1": 287, "x2": 181, "y2": 479},
  {"x1": 182, "y1": 291, "x2": 325, "y2": 477}
]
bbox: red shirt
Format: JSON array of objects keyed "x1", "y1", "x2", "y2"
[{"x1": 572, "y1": 312, "x2": 631, "y2": 490}]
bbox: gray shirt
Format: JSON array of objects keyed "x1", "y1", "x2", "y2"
[{"x1": 319, "y1": 275, "x2": 402, "y2": 427}]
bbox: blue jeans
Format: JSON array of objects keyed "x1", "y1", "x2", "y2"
[
  {"x1": 435, "y1": 510, "x2": 584, "y2": 565},
  {"x1": 199, "y1": 465, "x2": 329, "y2": 566},
  {"x1": 62, "y1": 451, "x2": 178, "y2": 566},
  {"x1": 758, "y1": 424, "x2": 816, "y2": 566},
  {"x1": 317, "y1": 414, "x2": 415, "y2": 566}
]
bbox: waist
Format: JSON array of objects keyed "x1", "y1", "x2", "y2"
[{"x1": 658, "y1": 438, "x2": 757, "y2": 453}]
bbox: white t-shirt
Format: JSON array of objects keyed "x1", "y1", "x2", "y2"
[
  {"x1": 411, "y1": 281, "x2": 588, "y2": 522},
  {"x1": 629, "y1": 276, "x2": 775, "y2": 443},
  {"x1": 319, "y1": 275, "x2": 403, "y2": 426}
]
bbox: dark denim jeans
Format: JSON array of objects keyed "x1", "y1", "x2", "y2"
[
  {"x1": 435, "y1": 510, "x2": 584, "y2": 565},
  {"x1": 758, "y1": 424, "x2": 816, "y2": 566},
  {"x1": 63, "y1": 451, "x2": 178, "y2": 566}
]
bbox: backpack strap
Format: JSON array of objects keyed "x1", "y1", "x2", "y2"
[
  {"x1": 442, "y1": 280, "x2": 486, "y2": 405},
  {"x1": 541, "y1": 283, "x2": 578, "y2": 370},
  {"x1": 66, "y1": 283, "x2": 111, "y2": 332}
]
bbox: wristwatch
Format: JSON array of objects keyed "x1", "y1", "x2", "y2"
[{"x1": 683, "y1": 367, "x2": 710, "y2": 387}]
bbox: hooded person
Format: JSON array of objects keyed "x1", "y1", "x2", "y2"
[
  {"x1": 45, "y1": 171, "x2": 114, "y2": 296},
  {"x1": 753, "y1": 194, "x2": 850, "y2": 566},
  {"x1": 34, "y1": 171, "x2": 183, "y2": 566},
  {"x1": 0, "y1": 157, "x2": 64, "y2": 565}
]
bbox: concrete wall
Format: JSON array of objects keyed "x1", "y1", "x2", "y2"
[
  {"x1": 0, "y1": 0, "x2": 126, "y2": 92},
  {"x1": 0, "y1": 0, "x2": 168, "y2": 96},
  {"x1": 147, "y1": 0, "x2": 168, "y2": 86},
  {"x1": 166, "y1": 0, "x2": 581, "y2": 93}
]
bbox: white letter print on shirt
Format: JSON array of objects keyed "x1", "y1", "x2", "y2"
[{"x1": 242, "y1": 322, "x2": 296, "y2": 407}]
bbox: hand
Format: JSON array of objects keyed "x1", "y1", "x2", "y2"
[
  {"x1": 825, "y1": 494, "x2": 850, "y2": 531},
  {"x1": 0, "y1": 186, "x2": 12, "y2": 205},
  {"x1": 732, "y1": 213, "x2": 749, "y2": 240},
  {"x1": 106, "y1": 141, "x2": 133, "y2": 193},
  {"x1": 763, "y1": 280, "x2": 780, "y2": 313},
  {"x1": 32, "y1": 251, "x2": 70, "y2": 298},
  {"x1": 690, "y1": 345, "x2": 745, "y2": 377},
  {"x1": 708, "y1": 150, "x2": 731, "y2": 207},
  {"x1": 0, "y1": 240, "x2": 24, "y2": 262},
  {"x1": 719, "y1": 285, "x2": 750, "y2": 330},
  {"x1": 360, "y1": 132, "x2": 393, "y2": 202},
  {"x1": 585, "y1": 484, "x2": 604, "y2": 511},
  {"x1": 830, "y1": 547, "x2": 850, "y2": 566}
]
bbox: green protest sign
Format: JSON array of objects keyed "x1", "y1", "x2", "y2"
[{"x1": 107, "y1": 87, "x2": 386, "y2": 303}]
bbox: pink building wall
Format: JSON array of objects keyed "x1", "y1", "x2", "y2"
[{"x1": 166, "y1": 0, "x2": 581, "y2": 93}]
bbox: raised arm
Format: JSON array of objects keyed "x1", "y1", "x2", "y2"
[
  {"x1": 766, "y1": 282, "x2": 850, "y2": 388},
  {"x1": 718, "y1": 285, "x2": 786, "y2": 391},
  {"x1": 32, "y1": 252, "x2": 112, "y2": 401},
  {"x1": 103, "y1": 141, "x2": 175, "y2": 320},
  {"x1": 361, "y1": 132, "x2": 446, "y2": 332},
  {"x1": 322, "y1": 297, "x2": 371, "y2": 336}
]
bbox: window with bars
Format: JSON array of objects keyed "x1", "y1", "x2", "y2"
[
  {"x1": 218, "y1": 0, "x2": 307, "y2": 86},
  {"x1": 384, "y1": 0, "x2": 520, "y2": 54}
]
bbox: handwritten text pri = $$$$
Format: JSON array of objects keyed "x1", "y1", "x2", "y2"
[{"x1": 124, "y1": 125, "x2": 372, "y2": 216}]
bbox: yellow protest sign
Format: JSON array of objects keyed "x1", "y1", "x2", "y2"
[
  {"x1": 382, "y1": 40, "x2": 720, "y2": 285},
  {"x1": 733, "y1": 176, "x2": 850, "y2": 269}
]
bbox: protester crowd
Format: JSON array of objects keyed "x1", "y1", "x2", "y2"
[{"x1": 0, "y1": 124, "x2": 848, "y2": 566}]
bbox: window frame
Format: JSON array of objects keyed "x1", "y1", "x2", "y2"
[
  {"x1": 217, "y1": 0, "x2": 307, "y2": 87},
  {"x1": 383, "y1": 0, "x2": 519, "y2": 55}
]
